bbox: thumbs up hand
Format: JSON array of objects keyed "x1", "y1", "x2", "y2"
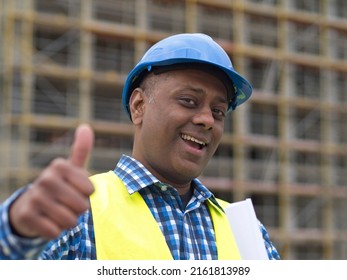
[{"x1": 9, "y1": 124, "x2": 95, "y2": 239}]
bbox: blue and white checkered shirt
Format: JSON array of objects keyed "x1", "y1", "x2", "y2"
[{"x1": 0, "y1": 155, "x2": 280, "y2": 260}]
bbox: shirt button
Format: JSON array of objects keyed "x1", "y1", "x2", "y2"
[{"x1": 161, "y1": 185, "x2": 168, "y2": 191}]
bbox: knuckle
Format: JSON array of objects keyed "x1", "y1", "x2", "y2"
[
  {"x1": 19, "y1": 208, "x2": 32, "y2": 222},
  {"x1": 66, "y1": 216, "x2": 78, "y2": 229},
  {"x1": 50, "y1": 157, "x2": 67, "y2": 170},
  {"x1": 71, "y1": 199, "x2": 89, "y2": 214},
  {"x1": 36, "y1": 172, "x2": 52, "y2": 187}
]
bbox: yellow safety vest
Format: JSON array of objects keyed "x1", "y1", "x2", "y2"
[{"x1": 89, "y1": 171, "x2": 241, "y2": 260}]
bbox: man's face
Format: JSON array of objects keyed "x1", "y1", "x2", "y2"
[{"x1": 130, "y1": 68, "x2": 229, "y2": 189}]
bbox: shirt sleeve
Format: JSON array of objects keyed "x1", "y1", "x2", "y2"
[
  {"x1": 258, "y1": 221, "x2": 281, "y2": 260},
  {"x1": 0, "y1": 186, "x2": 49, "y2": 260},
  {"x1": 38, "y1": 210, "x2": 95, "y2": 260}
]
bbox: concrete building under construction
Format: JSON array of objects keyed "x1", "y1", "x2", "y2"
[{"x1": 0, "y1": 0, "x2": 347, "y2": 259}]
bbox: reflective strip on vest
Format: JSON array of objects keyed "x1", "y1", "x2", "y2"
[{"x1": 89, "y1": 171, "x2": 241, "y2": 260}]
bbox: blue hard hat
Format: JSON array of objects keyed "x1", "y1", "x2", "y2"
[{"x1": 122, "y1": 33, "x2": 252, "y2": 118}]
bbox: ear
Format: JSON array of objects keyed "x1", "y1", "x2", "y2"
[{"x1": 129, "y1": 88, "x2": 146, "y2": 125}]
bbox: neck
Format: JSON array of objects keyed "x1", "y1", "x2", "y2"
[{"x1": 179, "y1": 185, "x2": 194, "y2": 208}]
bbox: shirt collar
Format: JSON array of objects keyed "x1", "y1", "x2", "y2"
[
  {"x1": 114, "y1": 154, "x2": 159, "y2": 194},
  {"x1": 114, "y1": 154, "x2": 222, "y2": 208}
]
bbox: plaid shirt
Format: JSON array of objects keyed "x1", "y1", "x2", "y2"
[{"x1": 0, "y1": 155, "x2": 280, "y2": 260}]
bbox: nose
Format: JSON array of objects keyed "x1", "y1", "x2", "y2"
[{"x1": 192, "y1": 106, "x2": 214, "y2": 130}]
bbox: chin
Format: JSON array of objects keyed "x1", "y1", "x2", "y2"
[{"x1": 176, "y1": 163, "x2": 205, "y2": 179}]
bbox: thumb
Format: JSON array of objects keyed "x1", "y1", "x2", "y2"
[{"x1": 69, "y1": 124, "x2": 94, "y2": 168}]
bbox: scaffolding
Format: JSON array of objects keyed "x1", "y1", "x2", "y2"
[{"x1": 0, "y1": 0, "x2": 347, "y2": 259}]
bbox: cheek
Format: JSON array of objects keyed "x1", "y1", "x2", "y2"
[
  {"x1": 216, "y1": 126, "x2": 224, "y2": 140},
  {"x1": 211, "y1": 126, "x2": 224, "y2": 148},
  {"x1": 145, "y1": 102, "x2": 181, "y2": 128},
  {"x1": 142, "y1": 112, "x2": 173, "y2": 144}
]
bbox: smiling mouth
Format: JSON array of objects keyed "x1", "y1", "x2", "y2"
[{"x1": 181, "y1": 133, "x2": 207, "y2": 150}]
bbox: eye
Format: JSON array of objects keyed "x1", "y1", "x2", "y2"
[
  {"x1": 179, "y1": 97, "x2": 198, "y2": 107},
  {"x1": 212, "y1": 108, "x2": 226, "y2": 120}
]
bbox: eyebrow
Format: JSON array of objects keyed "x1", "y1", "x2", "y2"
[{"x1": 182, "y1": 86, "x2": 229, "y2": 106}]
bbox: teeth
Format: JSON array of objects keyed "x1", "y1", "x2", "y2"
[{"x1": 181, "y1": 134, "x2": 206, "y2": 146}]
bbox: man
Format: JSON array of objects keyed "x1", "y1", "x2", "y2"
[{"x1": 0, "y1": 33, "x2": 280, "y2": 260}]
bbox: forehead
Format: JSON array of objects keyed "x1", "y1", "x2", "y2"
[
  {"x1": 171, "y1": 69, "x2": 227, "y2": 100},
  {"x1": 145, "y1": 68, "x2": 228, "y2": 93},
  {"x1": 169, "y1": 68, "x2": 227, "y2": 90},
  {"x1": 153, "y1": 64, "x2": 231, "y2": 88},
  {"x1": 147, "y1": 64, "x2": 233, "y2": 103}
]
